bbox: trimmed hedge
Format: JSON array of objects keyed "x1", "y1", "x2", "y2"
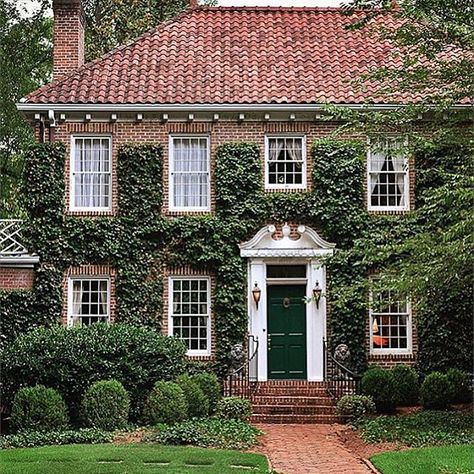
[
  {"x1": 191, "y1": 372, "x2": 222, "y2": 414},
  {"x1": 420, "y1": 372, "x2": 451, "y2": 409},
  {"x1": 11, "y1": 385, "x2": 69, "y2": 433},
  {"x1": 361, "y1": 367, "x2": 396, "y2": 413},
  {"x1": 142, "y1": 381, "x2": 188, "y2": 425},
  {"x1": 1, "y1": 324, "x2": 187, "y2": 420},
  {"x1": 446, "y1": 368, "x2": 471, "y2": 404},
  {"x1": 80, "y1": 380, "x2": 130, "y2": 430},
  {"x1": 336, "y1": 395, "x2": 376, "y2": 420},
  {"x1": 176, "y1": 375, "x2": 209, "y2": 418},
  {"x1": 391, "y1": 365, "x2": 419, "y2": 406},
  {"x1": 216, "y1": 397, "x2": 252, "y2": 421}
]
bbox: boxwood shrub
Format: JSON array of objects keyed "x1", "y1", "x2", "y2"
[
  {"x1": 391, "y1": 365, "x2": 419, "y2": 406},
  {"x1": 420, "y1": 372, "x2": 451, "y2": 409},
  {"x1": 446, "y1": 368, "x2": 472, "y2": 404},
  {"x1": 142, "y1": 381, "x2": 188, "y2": 425},
  {"x1": 191, "y1": 372, "x2": 222, "y2": 414},
  {"x1": 1, "y1": 324, "x2": 187, "y2": 420},
  {"x1": 80, "y1": 380, "x2": 130, "y2": 431},
  {"x1": 216, "y1": 397, "x2": 252, "y2": 421},
  {"x1": 176, "y1": 375, "x2": 209, "y2": 418},
  {"x1": 361, "y1": 367, "x2": 396, "y2": 413},
  {"x1": 336, "y1": 395, "x2": 376, "y2": 421},
  {"x1": 11, "y1": 385, "x2": 69, "y2": 433}
]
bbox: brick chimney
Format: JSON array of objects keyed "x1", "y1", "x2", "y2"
[{"x1": 52, "y1": 0, "x2": 85, "y2": 81}]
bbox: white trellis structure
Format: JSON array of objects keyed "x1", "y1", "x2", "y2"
[{"x1": 0, "y1": 220, "x2": 39, "y2": 266}]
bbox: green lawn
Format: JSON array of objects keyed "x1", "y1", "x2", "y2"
[
  {"x1": 0, "y1": 443, "x2": 269, "y2": 474},
  {"x1": 371, "y1": 445, "x2": 474, "y2": 474}
]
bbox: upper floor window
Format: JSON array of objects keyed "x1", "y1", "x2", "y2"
[
  {"x1": 370, "y1": 288, "x2": 412, "y2": 354},
  {"x1": 68, "y1": 277, "x2": 110, "y2": 327},
  {"x1": 368, "y1": 139, "x2": 409, "y2": 211},
  {"x1": 265, "y1": 136, "x2": 306, "y2": 190},
  {"x1": 169, "y1": 277, "x2": 211, "y2": 355},
  {"x1": 71, "y1": 136, "x2": 112, "y2": 211},
  {"x1": 169, "y1": 136, "x2": 210, "y2": 211}
]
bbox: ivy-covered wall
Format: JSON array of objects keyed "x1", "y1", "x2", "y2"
[{"x1": 0, "y1": 137, "x2": 471, "y2": 374}]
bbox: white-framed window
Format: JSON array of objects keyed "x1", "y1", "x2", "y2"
[
  {"x1": 370, "y1": 288, "x2": 412, "y2": 354},
  {"x1": 265, "y1": 136, "x2": 306, "y2": 190},
  {"x1": 169, "y1": 277, "x2": 211, "y2": 355},
  {"x1": 70, "y1": 136, "x2": 112, "y2": 211},
  {"x1": 368, "y1": 138, "x2": 409, "y2": 211},
  {"x1": 67, "y1": 277, "x2": 110, "y2": 327},
  {"x1": 169, "y1": 136, "x2": 210, "y2": 211}
]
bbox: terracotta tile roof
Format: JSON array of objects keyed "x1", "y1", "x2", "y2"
[{"x1": 26, "y1": 7, "x2": 413, "y2": 105}]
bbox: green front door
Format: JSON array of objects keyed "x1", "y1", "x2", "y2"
[{"x1": 267, "y1": 285, "x2": 307, "y2": 380}]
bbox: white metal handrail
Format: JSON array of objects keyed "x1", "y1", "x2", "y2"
[{"x1": 0, "y1": 220, "x2": 28, "y2": 256}]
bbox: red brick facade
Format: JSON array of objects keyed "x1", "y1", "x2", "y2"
[
  {"x1": 46, "y1": 118, "x2": 416, "y2": 217},
  {"x1": 52, "y1": 0, "x2": 85, "y2": 80},
  {"x1": 0, "y1": 267, "x2": 35, "y2": 290}
]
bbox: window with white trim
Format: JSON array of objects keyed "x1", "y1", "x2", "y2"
[
  {"x1": 265, "y1": 136, "x2": 306, "y2": 189},
  {"x1": 170, "y1": 277, "x2": 211, "y2": 354},
  {"x1": 370, "y1": 289, "x2": 412, "y2": 353},
  {"x1": 68, "y1": 278, "x2": 110, "y2": 326},
  {"x1": 368, "y1": 139, "x2": 409, "y2": 210},
  {"x1": 71, "y1": 136, "x2": 112, "y2": 210},
  {"x1": 169, "y1": 136, "x2": 210, "y2": 211}
]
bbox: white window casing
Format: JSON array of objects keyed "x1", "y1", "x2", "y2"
[
  {"x1": 168, "y1": 276, "x2": 211, "y2": 356},
  {"x1": 367, "y1": 138, "x2": 409, "y2": 211},
  {"x1": 70, "y1": 136, "x2": 112, "y2": 211},
  {"x1": 67, "y1": 277, "x2": 111, "y2": 327},
  {"x1": 265, "y1": 135, "x2": 307, "y2": 190},
  {"x1": 370, "y1": 288, "x2": 412, "y2": 355},
  {"x1": 169, "y1": 136, "x2": 211, "y2": 212}
]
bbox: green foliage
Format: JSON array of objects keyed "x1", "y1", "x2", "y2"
[
  {"x1": 191, "y1": 372, "x2": 222, "y2": 415},
  {"x1": 0, "y1": 0, "x2": 52, "y2": 217},
  {"x1": 446, "y1": 369, "x2": 472, "y2": 404},
  {"x1": 11, "y1": 385, "x2": 69, "y2": 433},
  {"x1": 142, "y1": 381, "x2": 188, "y2": 425},
  {"x1": 361, "y1": 367, "x2": 397, "y2": 413},
  {"x1": 336, "y1": 395, "x2": 376, "y2": 420},
  {"x1": 420, "y1": 372, "x2": 451, "y2": 409},
  {"x1": 80, "y1": 380, "x2": 130, "y2": 431},
  {"x1": 1, "y1": 325, "x2": 186, "y2": 421},
  {"x1": 391, "y1": 365, "x2": 419, "y2": 406},
  {"x1": 357, "y1": 410, "x2": 474, "y2": 447},
  {"x1": 216, "y1": 397, "x2": 252, "y2": 422},
  {"x1": 0, "y1": 428, "x2": 113, "y2": 450},
  {"x1": 176, "y1": 375, "x2": 210, "y2": 418},
  {"x1": 148, "y1": 419, "x2": 262, "y2": 450}
]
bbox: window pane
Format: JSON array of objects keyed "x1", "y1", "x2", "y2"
[
  {"x1": 171, "y1": 278, "x2": 209, "y2": 352},
  {"x1": 267, "y1": 137, "x2": 304, "y2": 187},
  {"x1": 73, "y1": 137, "x2": 111, "y2": 209},
  {"x1": 70, "y1": 278, "x2": 110, "y2": 326},
  {"x1": 171, "y1": 137, "x2": 209, "y2": 209}
]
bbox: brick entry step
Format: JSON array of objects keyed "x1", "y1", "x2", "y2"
[{"x1": 250, "y1": 381, "x2": 339, "y2": 424}]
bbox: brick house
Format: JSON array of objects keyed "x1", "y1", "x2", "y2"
[{"x1": 1, "y1": 0, "x2": 439, "y2": 420}]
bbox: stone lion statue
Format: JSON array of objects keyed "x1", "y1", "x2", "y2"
[{"x1": 229, "y1": 343, "x2": 246, "y2": 373}]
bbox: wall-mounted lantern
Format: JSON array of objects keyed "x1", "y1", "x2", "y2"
[
  {"x1": 252, "y1": 283, "x2": 262, "y2": 309},
  {"x1": 312, "y1": 281, "x2": 322, "y2": 309}
]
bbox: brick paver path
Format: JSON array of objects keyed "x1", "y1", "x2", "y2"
[{"x1": 254, "y1": 424, "x2": 372, "y2": 474}]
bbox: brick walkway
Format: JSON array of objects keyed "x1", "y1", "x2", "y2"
[{"x1": 254, "y1": 424, "x2": 372, "y2": 474}]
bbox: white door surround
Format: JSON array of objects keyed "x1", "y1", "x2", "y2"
[{"x1": 240, "y1": 223, "x2": 336, "y2": 382}]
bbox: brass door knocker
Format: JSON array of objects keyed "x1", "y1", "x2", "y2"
[{"x1": 283, "y1": 297, "x2": 290, "y2": 308}]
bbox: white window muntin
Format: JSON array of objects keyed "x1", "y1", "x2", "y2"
[
  {"x1": 168, "y1": 276, "x2": 211, "y2": 356},
  {"x1": 367, "y1": 138, "x2": 409, "y2": 211},
  {"x1": 70, "y1": 136, "x2": 112, "y2": 211},
  {"x1": 169, "y1": 135, "x2": 211, "y2": 212},
  {"x1": 265, "y1": 135, "x2": 307, "y2": 190},
  {"x1": 67, "y1": 277, "x2": 111, "y2": 327},
  {"x1": 369, "y1": 288, "x2": 412, "y2": 355}
]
